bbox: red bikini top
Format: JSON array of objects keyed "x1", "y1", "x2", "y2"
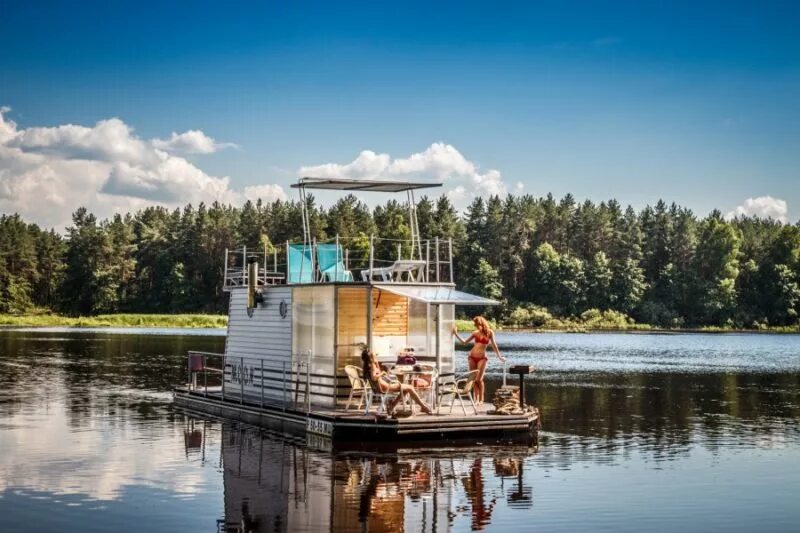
[{"x1": 474, "y1": 333, "x2": 490, "y2": 345}]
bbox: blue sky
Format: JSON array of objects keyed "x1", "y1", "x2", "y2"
[{"x1": 1, "y1": 0, "x2": 799, "y2": 228}]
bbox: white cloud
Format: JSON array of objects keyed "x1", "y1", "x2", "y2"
[
  {"x1": 152, "y1": 129, "x2": 237, "y2": 154},
  {"x1": 300, "y1": 149, "x2": 391, "y2": 180},
  {"x1": 299, "y1": 142, "x2": 510, "y2": 204},
  {"x1": 446, "y1": 185, "x2": 467, "y2": 204},
  {"x1": 726, "y1": 196, "x2": 789, "y2": 223},
  {"x1": 0, "y1": 107, "x2": 284, "y2": 229},
  {"x1": 243, "y1": 183, "x2": 288, "y2": 203},
  {"x1": 9, "y1": 117, "x2": 157, "y2": 165}
]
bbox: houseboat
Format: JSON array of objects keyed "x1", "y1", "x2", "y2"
[{"x1": 173, "y1": 177, "x2": 540, "y2": 443}]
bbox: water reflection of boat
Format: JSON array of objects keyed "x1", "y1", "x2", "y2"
[
  {"x1": 203, "y1": 422, "x2": 536, "y2": 532},
  {"x1": 175, "y1": 178, "x2": 540, "y2": 443}
]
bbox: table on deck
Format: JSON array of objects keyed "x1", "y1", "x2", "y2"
[{"x1": 387, "y1": 364, "x2": 437, "y2": 415}]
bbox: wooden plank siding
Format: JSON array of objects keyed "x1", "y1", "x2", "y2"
[
  {"x1": 372, "y1": 290, "x2": 408, "y2": 336},
  {"x1": 224, "y1": 287, "x2": 295, "y2": 404},
  {"x1": 336, "y1": 288, "x2": 368, "y2": 373},
  {"x1": 226, "y1": 287, "x2": 292, "y2": 361}
]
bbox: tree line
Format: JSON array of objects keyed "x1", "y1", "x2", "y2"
[{"x1": 1, "y1": 193, "x2": 799, "y2": 328}]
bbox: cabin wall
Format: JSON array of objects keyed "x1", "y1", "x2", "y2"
[
  {"x1": 223, "y1": 284, "x2": 457, "y2": 407},
  {"x1": 226, "y1": 286, "x2": 293, "y2": 361},
  {"x1": 224, "y1": 287, "x2": 294, "y2": 404}
]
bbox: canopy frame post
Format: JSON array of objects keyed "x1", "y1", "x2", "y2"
[
  {"x1": 297, "y1": 184, "x2": 315, "y2": 283},
  {"x1": 366, "y1": 286, "x2": 373, "y2": 354}
]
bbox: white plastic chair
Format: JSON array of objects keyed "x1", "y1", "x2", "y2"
[
  {"x1": 437, "y1": 370, "x2": 479, "y2": 415},
  {"x1": 363, "y1": 378, "x2": 400, "y2": 416},
  {"x1": 413, "y1": 364, "x2": 439, "y2": 409}
]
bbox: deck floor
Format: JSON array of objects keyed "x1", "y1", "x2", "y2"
[{"x1": 176, "y1": 387, "x2": 539, "y2": 439}]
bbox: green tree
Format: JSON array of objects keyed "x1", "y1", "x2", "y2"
[
  {"x1": 691, "y1": 213, "x2": 741, "y2": 324},
  {"x1": 585, "y1": 251, "x2": 614, "y2": 310}
]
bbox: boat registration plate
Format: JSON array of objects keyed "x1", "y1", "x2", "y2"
[{"x1": 307, "y1": 418, "x2": 333, "y2": 437}]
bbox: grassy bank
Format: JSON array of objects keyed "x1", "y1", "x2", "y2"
[
  {"x1": 2, "y1": 312, "x2": 796, "y2": 333},
  {"x1": 0, "y1": 313, "x2": 227, "y2": 328}
]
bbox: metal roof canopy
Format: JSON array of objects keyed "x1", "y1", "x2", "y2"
[
  {"x1": 375, "y1": 284, "x2": 500, "y2": 305},
  {"x1": 292, "y1": 177, "x2": 443, "y2": 193}
]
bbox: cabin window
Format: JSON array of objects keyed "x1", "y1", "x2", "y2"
[
  {"x1": 407, "y1": 298, "x2": 429, "y2": 355},
  {"x1": 292, "y1": 286, "x2": 335, "y2": 376},
  {"x1": 438, "y1": 304, "x2": 455, "y2": 375}
]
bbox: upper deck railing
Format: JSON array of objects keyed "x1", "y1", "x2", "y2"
[{"x1": 223, "y1": 235, "x2": 454, "y2": 291}]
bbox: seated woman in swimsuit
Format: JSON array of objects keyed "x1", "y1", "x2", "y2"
[
  {"x1": 452, "y1": 316, "x2": 505, "y2": 403},
  {"x1": 361, "y1": 349, "x2": 433, "y2": 416}
]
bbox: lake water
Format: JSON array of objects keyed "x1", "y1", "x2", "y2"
[{"x1": 0, "y1": 329, "x2": 798, "y2": 532}]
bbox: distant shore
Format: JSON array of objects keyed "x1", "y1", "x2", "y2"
[
  {"x1": 1, "y1": 313, "x2": 797, "y2": 333},
  {"x1": 455, "y1": 319, "x2": 800, "y2": 334},
  {"x1": 0, "y1": 313, "x2": 227, "y2": 329}
]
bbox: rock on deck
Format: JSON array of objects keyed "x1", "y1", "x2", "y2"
[{"x1": 173, "y1": 388, "x2": 540, "y2": 442}]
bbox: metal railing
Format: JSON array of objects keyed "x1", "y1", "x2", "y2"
[
  {"x1": 187, "y1": 351, "x2": 313, "y2": 412},
  {"x1": 223, "y1": 246, "x2": 286, "y2": 291},
  {"x1": 223, "y1": 235, "x2": 454, "y2": 290}
]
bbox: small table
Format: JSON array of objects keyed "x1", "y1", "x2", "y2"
[
  {"x1": 388, "y1": 365, "x2": 437, "y2": 414},
  {"x1": 508, "y1": 365, "x2": 535, "y2": 409}
]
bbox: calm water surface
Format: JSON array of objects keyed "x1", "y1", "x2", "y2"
[{"x1": 0, "y1": 329, "x2": 798, "y2": 532}]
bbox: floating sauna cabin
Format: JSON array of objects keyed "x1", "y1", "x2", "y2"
[{"x1": 175, "y1": 178, "x2": 540, "y2": 440}]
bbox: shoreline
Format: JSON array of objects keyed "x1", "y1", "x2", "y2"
[
  {"x1": 1, "y1": 313, "x2": 797, "y2": 334},
  {"x1": 0, "y1": 313, "x2": 227, "y2": 329},
  {"x1": 456, "y1": 319, "x2": 800, "y2": 335},
  {"x1": 494, "y1": 326, "x2": 800, "y2": 334}
]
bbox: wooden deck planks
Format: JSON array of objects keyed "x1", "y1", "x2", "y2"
[{"x1": 175, "y1": 387, "x2": 538, "y2": 440}]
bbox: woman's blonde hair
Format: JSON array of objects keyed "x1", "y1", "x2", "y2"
[{"x1": 473, "y1": 316, "x2": 491, "y2": 337}]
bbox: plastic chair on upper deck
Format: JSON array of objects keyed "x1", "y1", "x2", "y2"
[
  {"x1": 316, "y1": 243, "x2": 353, "y2": 282},
  {"x1": 288, "y1": 243, "x2": 314, "y2": 283}
]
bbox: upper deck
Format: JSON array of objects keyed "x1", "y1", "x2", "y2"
[
  {"x1": 224, "y1": 176, "x2": 459, "y2": 291},
  {"x1": 223, "y1": 234, "x2": 456, "y2": 291}
]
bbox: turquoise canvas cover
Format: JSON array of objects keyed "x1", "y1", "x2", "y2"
[
  {"x1": 288, "y1": 243, "x2": 314, "y2": 283},
  {"x1": 316, "y1": 243, "x2": 353, "y2": 282}
]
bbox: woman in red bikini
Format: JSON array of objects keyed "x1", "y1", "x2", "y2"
[{"x1": 452, "y1": 316, "x2": 505, "y2": 403}]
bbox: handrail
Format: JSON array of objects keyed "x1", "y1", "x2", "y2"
[
  {"x1": 223, "y1": 235, "x2": 454, "y2": 289},
  {"x1": 186, "y1": 351, "x2": 317, "y2": 411}
]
